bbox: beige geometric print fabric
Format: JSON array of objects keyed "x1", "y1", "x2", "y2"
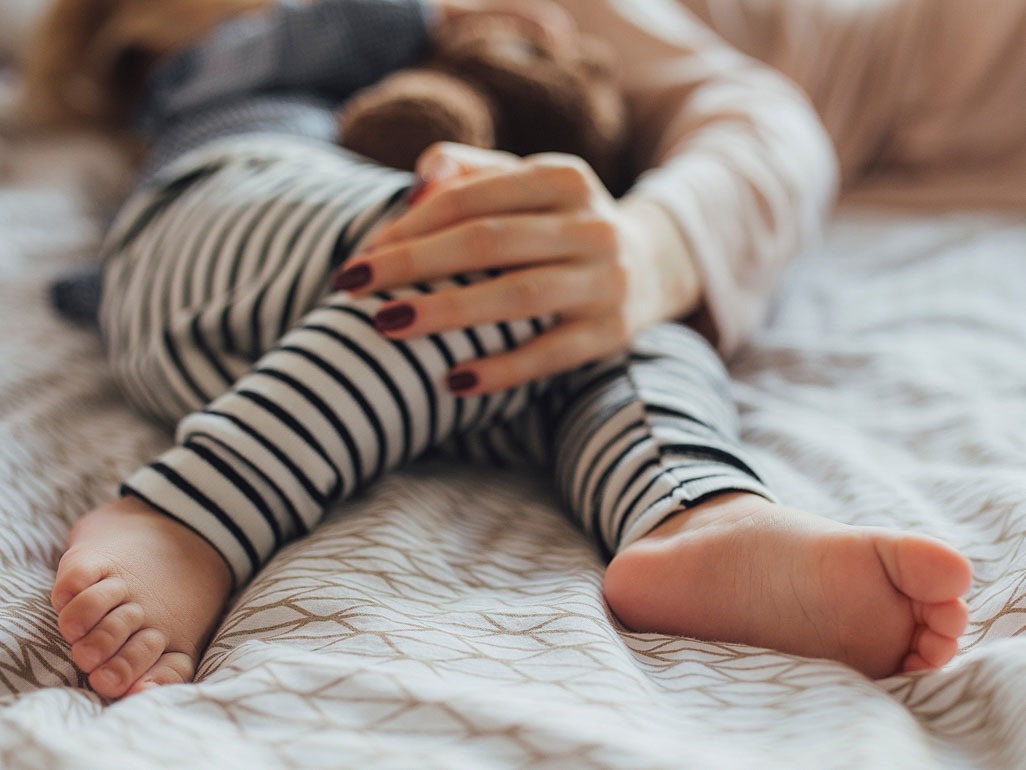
[{"x1": 3, "y1": 126, "x2": 1026, "y2": 768}]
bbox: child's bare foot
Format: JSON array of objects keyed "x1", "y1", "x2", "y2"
[
  {"x1": 603, "y1": 493, "x2": 973, "y2": 679},
  {"x1": 51, "y1": 496, "x2": 232, "y2": 698}
]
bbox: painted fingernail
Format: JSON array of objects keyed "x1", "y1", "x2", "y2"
[
  {"x1": 334, "y1": 263, "x2": 372, "y2": 291},
  {"x1": 374, "y1": 303, "x2": 415, "y2": 331},
  {"x1": 403, "y1": 177, "x2": 430, "y2": 206},
  {"x1": 447, "y1": 370, "x2": 478, "y2": 392}
]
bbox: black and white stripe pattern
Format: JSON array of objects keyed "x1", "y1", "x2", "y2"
[
  {"x1": 103, "y1": 135, "x2": 774, "y2": 585},
  {"x1": 454, "y1": 324, "x2": 773, "y2": 558}
]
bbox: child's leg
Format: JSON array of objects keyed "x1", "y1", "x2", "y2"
[
  {"x1": 54, "y1": 137, "x2": 557, "y2": 697},
  {"x1": 461, "y1": 324, "x2": 973, "y2": 678}
]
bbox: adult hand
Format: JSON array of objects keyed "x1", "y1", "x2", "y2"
[{"x1": 333, "y1": 143, "x2": 704, "y2": 395}]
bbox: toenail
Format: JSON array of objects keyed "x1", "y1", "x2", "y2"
[{"x1": 65, "y1": 621, "x2": 84, "y2": 640}]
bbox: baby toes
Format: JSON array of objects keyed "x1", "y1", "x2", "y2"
[
  {"x1": 51, "y1": 553, "x2": 108, "y2": 613},
  {"x1": 891, "y1": 535, "x2": 974, "y2": 602},
  {"x1": 71, "y1": 602, "x2": 146, "y2": 672},
  {"x1": 902, "y1": 652, "x2": 934, "y2": 673},
  {"x1": 89, "y1": 627, "x2": 168, "y2": 699},
  {"x1": 57, "y1": 576, "x2": 128, "y2": 644},
  {"x1": 922, "y1": 598, "x2": 969, "y2": 639},
  {"x1": 910, "y1": 625, "x2": 960, "y2": 669},
  {"x1": 125, "y1": 651, "x2": 197, "y2": 696}
]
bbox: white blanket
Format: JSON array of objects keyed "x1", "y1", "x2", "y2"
[{"x1": 1, "y1": 116, "x2": 1025, "y2": 768}]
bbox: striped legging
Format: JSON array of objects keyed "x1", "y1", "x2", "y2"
[{"x1": 102, "y1": 134, "x2": 774, "y2": 587}]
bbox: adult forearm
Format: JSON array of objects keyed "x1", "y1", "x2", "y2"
[{"x1": 554, "y1": 0, "x2": 838, "y2": 354}]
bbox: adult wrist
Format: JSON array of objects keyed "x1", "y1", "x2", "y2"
[{"x1": 619, "y1": 196, "x2": 703, "y2": 323}]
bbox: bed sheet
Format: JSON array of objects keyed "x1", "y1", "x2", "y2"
[{"x1": 1, "y1": 120, "x2": 1025, "y2": 769}]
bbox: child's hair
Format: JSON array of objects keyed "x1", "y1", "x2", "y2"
[{"x1": 22, "y1": 0, "x2": 270, "y2": 128}]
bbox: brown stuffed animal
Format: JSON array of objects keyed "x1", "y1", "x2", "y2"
[{"x1": 338, "y1": 14, "x2": 629, "y2": 193}]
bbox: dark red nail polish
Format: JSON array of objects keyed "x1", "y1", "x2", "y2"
[
  {"x1": 334, "y1": 263, "x2": 372, "y2": 291},
  {"x1": 374, "y1": 303, "x2": 415, "y2": 331},
  {"x1": 447, "y1": 370, "x2": 478, "y2": 392},
  {"x1": 403, "y1": 177, "x2": 430, "y2": 206}
]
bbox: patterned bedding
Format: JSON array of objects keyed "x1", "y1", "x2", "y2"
[{"x1": 1, "y1": 117, "x2": 1025, "y2": 768}]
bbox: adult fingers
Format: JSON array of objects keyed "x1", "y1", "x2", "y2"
[
  {"x1": 335, "y1": 211, "x2": 619, "y2": 293},
  {"x1": 371, "y1": 262, "x2": 611, "y2": 338},
  {"x1": 415, "y1": 142, "x2": 521, "y2": 186},
  {"x1": 372, "y1": 149, "x2": 600, "y2": 247},
  {"x1": 443, "y1": 314, "x2": 630, "y2": 395}
]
